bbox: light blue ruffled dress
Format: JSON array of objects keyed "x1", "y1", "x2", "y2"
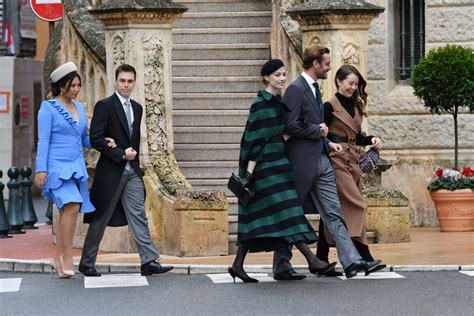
[{"x1": 35, "y1": 99, "x2": 95, "y2": 213}]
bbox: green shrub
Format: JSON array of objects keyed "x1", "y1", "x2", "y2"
[{"x1": 412, "y1": 45, "x2": 474, "y2": 168}]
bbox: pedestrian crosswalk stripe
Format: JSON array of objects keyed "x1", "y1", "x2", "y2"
[
  {"x1": 207, "y1": 273, "x2": 275, "y2": 283},
  {"x1": 338, "y1": 272, "x2": 405, "y2": 280},
  {"x1": 84, "y1": 273, "x2": 149, "y2": 289},
  {"x1": 459, "y1": 271, "x2": 474, "y2": 277},
  {"x1": 207, "y1": 272, "x2": 406, "y2": 283},
  {"x1": 0, "y1": 278, "x2": 22, "y2": 293}
]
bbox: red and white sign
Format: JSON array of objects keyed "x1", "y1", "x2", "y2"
[
  {"x1": 29, "y1": 0, "x2": 64, "y2": 22},
  {"x1": 21, "y1": 97, "x2": 29, "y2": 118}
]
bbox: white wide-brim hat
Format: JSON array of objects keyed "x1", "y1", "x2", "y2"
[{"x1": 50, "y1": 62, "x2": 78, "y2": 83}]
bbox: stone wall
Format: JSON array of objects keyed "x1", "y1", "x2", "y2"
[
  {"x1": 276, "y1": 0, "x2": 473, "y2": 226},
  {"x1": 365, "y1": 0, "x2": 474, "y2": 226}
]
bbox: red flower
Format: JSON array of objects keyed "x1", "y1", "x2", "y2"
[
  {"x1": 435, "y1": 167, "x2": 443, "y2": 177},
  {"x1": 462, "y1": 166, "x2": 474, "y2": 177}
]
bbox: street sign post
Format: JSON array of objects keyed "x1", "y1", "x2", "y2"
[{"x1": 29, "y1": 0, "x2": 63, "y2": 22}]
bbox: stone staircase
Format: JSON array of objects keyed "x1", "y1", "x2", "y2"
[
  {"x1": 171, "y1": 0, "x2": 374, "y2": 253},
  {"x1": 172, "y1": 0, "x2": 272, "y2": 253}
]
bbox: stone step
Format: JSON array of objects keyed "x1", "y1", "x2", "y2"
[
  {"x1": 172, "y1": 60, "x2": 267, "y2": 77},
  {"x1": 173, "y1": 27, "x2": 270, "y2": 44},
  {"x1": 188, "y1": 179, "x2": 233, "y2": 196},
  {"x1": 173, "y1": 109, "x2": 248, "y2": 127},
  {"x1": 172, "y1": 43, "x2": 270, "y2": 60},
  {"x1": 172, "y1": 92, "x2": 255, "y2": 110},
  {"x1": 173, "y1": 76, "x2": 262, "y2": 93},
  {"x1": 174, "y1": 143, "x2": 240, "y2": 161},
  {"x1": 173, "y1": 0, "x2": 271, "y2": 13},
  {"x1": 175, "y1": 11, "x2": 272, "y2": 28},
  {"x1": 179, "y1": 161, "x2": 237, "y2": 179},
  {"x1": 174, "y1": 126, "x2": 243, "y2": 144}
]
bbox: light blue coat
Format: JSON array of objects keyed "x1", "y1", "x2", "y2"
[{"x1": 35, "y1": 99, "x2": 94, "y2": 212}]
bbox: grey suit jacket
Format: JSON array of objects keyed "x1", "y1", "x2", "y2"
[{"x1": 282, "y1": 75, "x2": 328, "y2": 213}]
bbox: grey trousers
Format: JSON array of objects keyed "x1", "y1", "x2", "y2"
[
  {"x1": 80, "y1": 168, "x2": 160, "y2": 267},
  {"x1": 273, "y1": 154, "x2": 361, "y2": 273}
]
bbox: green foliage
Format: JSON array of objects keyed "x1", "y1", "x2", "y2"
[
  {"x1": 412, "y1": 45, "x2": 474, "y2": 115},
  {"x1": 428, "y1": 177, "x2": 474, "y2": 192}
]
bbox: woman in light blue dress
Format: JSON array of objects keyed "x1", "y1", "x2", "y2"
[{"x1": 34, "y1": 62, "x2": 115, "y2": 278}]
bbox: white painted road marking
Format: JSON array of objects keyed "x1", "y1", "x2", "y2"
[
  {"x1": 84, "y1": 273, "x2": 149, "y2": 289},
  {"x1": 207, "y1": 273, "x2": 275, "y2": 283},
  {"x1": 338, "y1": 272, "x2": 405, "y2": 280},
  {"x1": 459, "y1": 271, "x2": 474, "y2": 277},
  {"x1": 0, "y1": 278, "x2": 22, "y2": 293}
]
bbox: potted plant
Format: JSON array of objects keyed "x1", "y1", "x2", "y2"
[
  {"x1": 412, "y1": 44, "x2": 474, "y2": 232},
  {"x1": 427, "y1": 167, "x2": 474, "y2": 231}
]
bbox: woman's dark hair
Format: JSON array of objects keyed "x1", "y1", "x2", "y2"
[
  {"x1": 334, "y1": 65, "x2": 368, "y2": 116},
  {"x1": 51, "y1": 72, "x2": 81, "y2": 97},
  {"x1": 302, "y1": 46, "x2": 330, "y2": 70}
]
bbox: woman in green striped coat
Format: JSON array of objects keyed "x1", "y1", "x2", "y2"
[{"x1": 228, "y1": 59, "x2": 336, "y2": 283}]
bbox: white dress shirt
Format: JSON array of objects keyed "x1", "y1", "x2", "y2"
[
  {"x1": 115, "y1": 91, "x2": 134, "y2": 124},
  {"x1": 301, "y1": 71, "x2": 317, "y2": 98}
]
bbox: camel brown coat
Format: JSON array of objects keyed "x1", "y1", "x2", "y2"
[{"x1": 326, "y1": 95, "x2": 368, "y2": 245}]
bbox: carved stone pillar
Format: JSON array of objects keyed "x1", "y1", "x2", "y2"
[
  {"x1": 286, "y1": 1, "x2": 384, "y2": 100},
  {"x1": 89, "y1": 1, "x2": 190, "y2": 195},
  {"x1": 86, "y1": 1, "x2": 191, "y2": 252}
]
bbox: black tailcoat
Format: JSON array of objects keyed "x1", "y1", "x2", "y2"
[
  {"x1": 84, "y1": 93, "x2": 143, "y2": 227},
  {"x1": 282, "y1": 76, "x2": 328, "y2": 213}
]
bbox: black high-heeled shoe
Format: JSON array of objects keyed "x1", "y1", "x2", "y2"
[
  {"x1": 228, "y1": 267, "x2": 259, "y2": 283},
  {"x1": 308, "y1": 258, "x2": 337, "y2": 275}
]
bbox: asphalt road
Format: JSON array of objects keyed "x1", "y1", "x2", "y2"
[{"x1": 0, "y1": 271, "x2": 472, "y2": 315}]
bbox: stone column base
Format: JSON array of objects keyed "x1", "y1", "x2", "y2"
[
  {"x1": 366, "y1": 195, "x2": 411, "y2": 243},
  {"x1": 167, "y1": 190, "x2": 228, "y2": 257}
]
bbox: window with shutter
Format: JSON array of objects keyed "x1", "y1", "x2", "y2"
[{"x1": 396, "y1": 0, "x2": 425, "y2": 80}]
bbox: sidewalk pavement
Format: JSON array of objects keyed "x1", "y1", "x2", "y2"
[{"x1": 0, "y1": 199, "x2": 473, "y2": 274}]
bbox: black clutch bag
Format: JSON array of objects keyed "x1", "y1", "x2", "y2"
[
  {"x1": 359, "y1": 147, "x2": 380, "y2": 173},
  {"x1": 227, "y1": 173, "x2": 255, "y2": 207}
]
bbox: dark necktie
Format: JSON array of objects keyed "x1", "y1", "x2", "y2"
[{"x1": 312, "y1": 82, "x2": 323, "y2": 117}]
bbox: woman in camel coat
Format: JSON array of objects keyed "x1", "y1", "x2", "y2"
[{"x1": 316, "y1": 64, "x2": 385, "y2": 275}]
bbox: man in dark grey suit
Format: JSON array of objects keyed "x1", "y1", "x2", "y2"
[
  {"x1": 79, "y1": 64, "x2": 173, "y2": 277},
  {"x1": 273, "y1": 47, "x2": 381, "y2": 279}
]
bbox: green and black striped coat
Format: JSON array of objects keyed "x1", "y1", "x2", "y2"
[{"x1": 237, "y1": 90, "x2": 317, "y2": 252}]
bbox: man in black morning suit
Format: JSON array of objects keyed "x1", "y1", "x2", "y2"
[
  {"x1": 79, "y1": 64, "x2": 173, "y2": 277},
  {"x1": 272, "y1": 47, "x2": 382, "y2": 279}
]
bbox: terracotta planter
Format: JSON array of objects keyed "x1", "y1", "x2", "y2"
[{"x1": 430, "y1": 189, "x2": 474, "y2": 232}]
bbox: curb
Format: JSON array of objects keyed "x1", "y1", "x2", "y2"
[{"x1": 0, "y1": 259, "x2": 473, "y2": 275}]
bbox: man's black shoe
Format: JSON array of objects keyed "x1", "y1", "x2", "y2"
[
  {"x1": 363, "y1": 259, "x2": 383, "y2": 275},
  {"x1": 140, "y1": 261, "x2": 174, "y2": 276},
  {"x1": 319, "y1": 268, "x2": 343, "y2": 277},
  {"x1": 344, "y1": 260, "x2": 366, "y2": 279},
  {"x1": 344, "y1": 259, "x2": 383, "y2": 278},
  {"x1": 273, "y1": 269, "x2": 307, "y2": 281},
  {"x1": 78, "y1": 264, "x2": 101, "y2": 277}
]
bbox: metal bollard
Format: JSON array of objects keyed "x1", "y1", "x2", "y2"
[
  {"x1": 0, "y1": 170, "x2": 12, "y2": 238},
  {"x1": 45, "y1": 200, "x2": 53, "y2": 225},
  {"x1": 20, "y1": 166, "x2": 38, "y2": 229},
  {"x1": 7, "y1": 167, "x2": 25, "y2": 234}
]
